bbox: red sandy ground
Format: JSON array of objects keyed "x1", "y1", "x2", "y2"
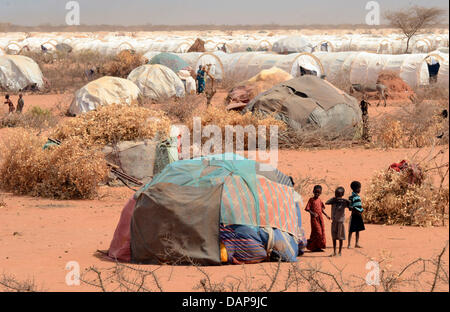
[{"x1": 0, "y1": 93, "x2": 448, "y2": 292}]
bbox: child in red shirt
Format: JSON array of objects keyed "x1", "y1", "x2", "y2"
[{"x1": 305, "y1": 185, "x2": 330, "y2": 252}]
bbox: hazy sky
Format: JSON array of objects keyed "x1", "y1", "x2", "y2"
[{"x1": 0, "y1": 0, "x2": 448, "y2": 26}]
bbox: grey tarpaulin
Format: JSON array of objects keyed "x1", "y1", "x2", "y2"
[
  {"x1": 102, "y1": 139, "x2": 159, "y2": 182},
  {"x1": 131, "y1": 183, "x2": 223, "y2": 265},
  {"x1": 244, "y1": 75, "x2": 362, "y2": 134}
]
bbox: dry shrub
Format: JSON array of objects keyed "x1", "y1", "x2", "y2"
[
  {"x1": 0, "y1": 106, "x2": 58, "y2": 130},
  {"x1": 53, "y1": 104, "x2": 171, "y2": 147},
  {"x1": 187, "y1": 106, "x2": 286, "y2": 151},
  {"x1": 22, "y1": 50, "x2": 111, "y2": 93},
  {"x1": 364, "y1": 166, "x2": 449, "y2": 226},
  {"x1": 100, "y1": 50, "x2": 145, "y2": 78},
  {"x1": 155, "y1": 94, "x2": 203, "y2": 123},
  {"x1": 279, "y1": 124, "x2": 362, "y2": 149},
  {"x1": 0, "y1": 129, "x2": 108, "y2": 199},
  {"x1": 371, "y1": 103, "x2": 448, "y2": 148}
]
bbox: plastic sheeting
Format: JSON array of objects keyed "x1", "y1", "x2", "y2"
[
  {"x1": 0, "y1": 55, "x2": 44, "y2": 92},
  {"x1": 272, "y1": 36, "x2": 314, "y2": 54},
  {"x1": 127, "y1": 64, "x2": 185, "y2": 101},
  {"x1": 314, "y1": 51, "x2": 431, "y2": 88},
  {"x1": 68, "y1": 76, "x2": 141, "y2": 115}
]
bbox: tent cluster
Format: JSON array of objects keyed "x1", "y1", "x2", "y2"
[
  {"x1": 2, "y1": 32, "x2": 448, "y2": 55},
  {"x1": 108, "y1": 154, "x2": 307, "y2": 265},
  {"x1": 70, "y1": 53, "x2": 198, "y2": 115}
]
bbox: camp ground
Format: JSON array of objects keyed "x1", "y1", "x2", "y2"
[{"x1": 0, "y1": 3, "x2": 449, "y2": 293}]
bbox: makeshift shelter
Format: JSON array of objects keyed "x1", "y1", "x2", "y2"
[
  {"x1": 272, "y1": 36, "x2": 314, "y2": 54},
  {"x1": 187, "y1": 38, "x2": 206, "y2": 52},
  {"x1": 148, "y1": 52, "x2": 190, "y2": 73},
  {"x1": 0, "y1": 55, "x2": 45, "y2": 92},
  {"x1": 244, "y1": 75, "x2": 362, "y2": 133},
  {"x1": 55, "y1": 43, "x2": 73, "y2": 53},
  {"x1": 227, "y1": 67, "x2": 293, "y2": 107},
  {"x1": 107, "y1": 154, "x2": 307, "y2": 265},
  {"x1": 68, "y1": 76, "x2": 141, "y2": 115},
  {"x1": 127, "y1": 64, "x2": 185, "y2": 101}
]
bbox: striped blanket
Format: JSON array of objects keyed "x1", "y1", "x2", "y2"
[{"x1": 219, "y1": 175, "x2": 301, "y2": 239}]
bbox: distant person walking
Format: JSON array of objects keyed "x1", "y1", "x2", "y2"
[
  {"x1": 196, "y1": 65, "x2": 206, "y2": 94},
  {"x1": 4, "y1": 94, "x2": 15, "y2": 114},
  {"x1": 16, "y1": 94, "x2": 24, "y2": 113},
  {"x1": 360, "y1": 99, "x2": 371, "y2": 141}
]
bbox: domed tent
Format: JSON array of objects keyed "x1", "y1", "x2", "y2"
[
  {"x1": 0, "y1": 55, "x2": 45, "y2": 92},
  {"x1": 244, "y1": 75, "x2": 362, "y2": 133},
  {"x1": 68, "y1": 76, "x2": 141, "y2": 115},
  {"x1": 107, "y1": 154, "x2": 306, "y2": 265},
  {"x1": 148, "y1": 52, "x2": 190, "y2": 73},
  {"x1": 272, "y1": 36, "x2": 314, "y2": 54},
  {"x1": 128, "y1": 64, "x2": 185, "y2": 101}
]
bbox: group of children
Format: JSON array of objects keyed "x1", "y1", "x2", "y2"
[
  {"x1": 4, "y1": 94, "x2": 25, "y2": 114},
  {"x1": 304, "y1": 181, "x2": 365, "y2": 257}
]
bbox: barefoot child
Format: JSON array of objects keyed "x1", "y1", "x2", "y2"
[
  {"x1": 348, "y1": 181, "x2": 365, "y2": 248},
  {"x1": 305, "y1": 185, "x2": 331, "y2": 252},
  {"x1": 326, "y1": 187, "x2": 350, "y2": 257}
]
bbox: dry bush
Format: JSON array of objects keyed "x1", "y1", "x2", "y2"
[
  {"x1": 371, "y1": 102, "x2": 448, "y2": 148},
  {"x1": 0, "y1": 273, "x2": 42, "y2": 292},
  {"x1": 99, "y1": 50, "x2": 145, "y2": 78},
  {"x1": 0, "y1": 129, "x2": 108, "y2": 199},
  {"x1": 415, "y1": 84, "x2": 449, "y2": 103},
  {"x1": 279, "y1": 124, "x2": 362, "y2": 150},
  {"x1": 364, "y1": 159, "x2": 449, "y2": 226},
  {"x1": 187, "y1": 106, "x2": 286, "y2": 151},
  {"x1": 0, "y1": 106, "x2": 59, "y2": 130},
  {"x1": 80, "y1": 243, "x2": 449, "y2": 292},
  {"x1": 53, "y1": 105, "x2": 171, "y2": 147},
  {"x1": 22, "y1": 50, "x2": 111, "y2": 93},
  {"x1": 154, "y1": 94, "x2": 203, "y2": 123}
]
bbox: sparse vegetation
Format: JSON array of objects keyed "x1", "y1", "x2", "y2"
[
  {"x1": 0, "y1": 128, "x2": 109, "y2": 199},
  {"x1": 53, "y1": 104, "x2": 171, "y2": 147}
]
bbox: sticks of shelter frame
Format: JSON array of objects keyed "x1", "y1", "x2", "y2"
[{"x1": 47, "y1": 138, "x2": 143, "y2": 187}]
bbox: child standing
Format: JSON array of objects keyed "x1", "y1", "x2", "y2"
[
  {"x1": 326, "y1": 187, "x2": 350, "y2": 257},
  {"x1": 4, "y1": 94, "x2": 15, "y2": 114},
  {"x1": 348, "y1": 181, "x2": 365, "y2": 249},
  {"x1": 305, "y1": 185, "x2": 331, "y2": 252}
]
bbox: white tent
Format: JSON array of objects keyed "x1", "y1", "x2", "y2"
[
  {"x1": 272, "y1": 36, "x2": 314, "y2": 54},
  {"x1": 127, "y1": 64, "x2": 185, "y2": 101},
  {"x1": 314, "y1": 52, "x2": 430, "y2": 88},
  {"x1": 425, "y1": 49, "x2": 449, "y2": 86},
  {"x1": 0, "y1": 55, "x2": 45, "y2": 92},
  {"x1": 193, "y1": 51, "x2": 323, "y2": 82},
  {"x1": 68, "y1": 76, "x2": 141, "y2": 115}
]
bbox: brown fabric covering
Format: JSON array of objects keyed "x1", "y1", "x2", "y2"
[
  {"x1": 244, "y1": 75, "x2": 361, "y2": 132},
  {"x1": 188, "y1": 38, "x2": 206, "y2": 53},
  {"x1": 130, "y1": 183, "x2": 223, "y2": 265}
]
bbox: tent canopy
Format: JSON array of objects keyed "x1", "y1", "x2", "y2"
[
  {"x1": 109, "y1": 154, "x2": 306, "y2": 265},
  {"x1": 148, "y1": 52, "x2": 190, "y2": 73},
  {"x1": 68, "y1": 76, "x2": 141, "y2": 115},
  {"x1": 244, "y1": 75, "x2": 362, "y2": 133},
  {"x1": 127, "y1": 64, "x2": 185, "y2": 101},
  {"x1": 0, "y1": 55, "x2": 45, "y2": 92}
]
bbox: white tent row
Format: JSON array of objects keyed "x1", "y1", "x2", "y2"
[
  {"x1": 170, "y1": 50, "x2": 448, "y2": 88},
  {"x1": 314, "y1": 51, "x2": 449, "y2": 88},
  {"x1": 1, "y1": 33, "x2": 448, "y2": 55}
]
